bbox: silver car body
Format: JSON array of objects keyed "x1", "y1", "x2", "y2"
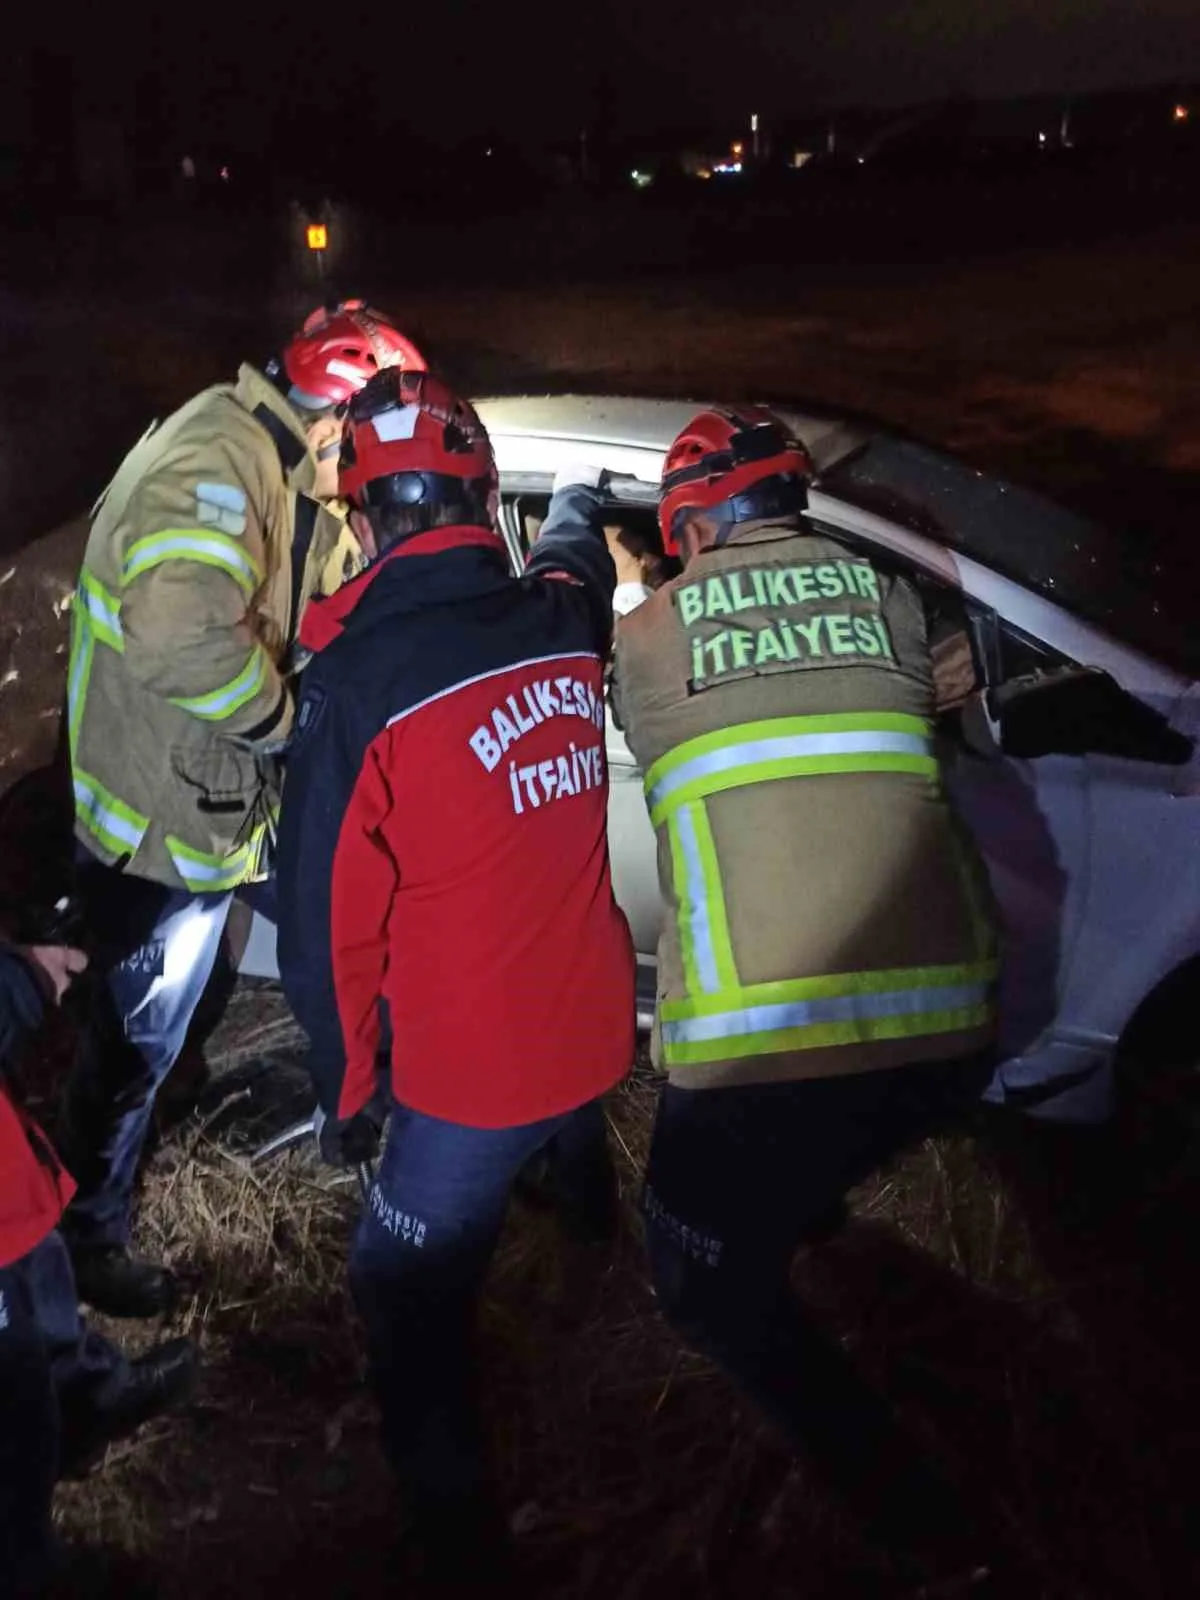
[{"x1": 240, "y1": 395, "x2": 1200, "y2": 1123}]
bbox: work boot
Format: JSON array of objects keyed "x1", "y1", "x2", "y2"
[
  {"x1": 60, "y1": 1337, "x2": 198, "y2": 1478},
  {"x1": 71, "y1": 1244, "x2": 178, "y2": 1319}
]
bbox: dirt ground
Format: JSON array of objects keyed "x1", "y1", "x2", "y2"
[{"x1": 3, "y1": 222, "x2": 1200, "y2": 1596}]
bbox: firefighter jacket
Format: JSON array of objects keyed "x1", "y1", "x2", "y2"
[
  {"x1": 611, "y1": 511, "x2": 999, "y2": 1091},
  {"x1": 276, "y1": 513, "x2": 636, "y2": 1130},
  {"x1": 66, "y1": 365, "x2": 355, "y2": 894},
  {"x1": 0, "y1": 950, "x2": 75, "y2": 1269}
]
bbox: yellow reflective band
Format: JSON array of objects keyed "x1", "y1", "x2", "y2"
[
  {"x1": 165, "y1": 834, "x2": 259, "y2": 893},
  {"x1": 123, "y1": 529, "x2": 262, "y2": 596},
  {"x1": 658, "y1": 959, "x2": 998, "y2": 1065},
  {"x1": 169, "y1": 647, "x2": 267, "y2": 722},
  {"x1": 73, "y1": 770, "x2": 150, "y2": 858},
  {"x1": 667, "y1": 809, "x2": 704, "y2": 996},
  {"x1": 668, "y1": 800, "x2": 739, "y2": 996},
  {"x1": 646, "y1": 713, "x2": 936, "y2": 824},
  {"x1": 662, "y1": 1005, "x2": 994, "y2": 1066},
  {"x1": 77, "y1": 570, "x2": 124, "y2": 651},
  {"x1": 66, "y1": 613, "x2": 94, "y2": 761}
]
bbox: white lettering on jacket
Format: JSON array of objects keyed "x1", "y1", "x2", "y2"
[{"x1": 468, "y1": 675, "x2": 605, "y2": 773}]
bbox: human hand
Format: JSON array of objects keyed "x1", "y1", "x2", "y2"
[{"x1": 18, "y1": 944, "x2": 88, "y2": 1004}]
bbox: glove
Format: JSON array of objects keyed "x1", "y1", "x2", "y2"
[
  {"x1": 552, "y1": 462, "x2": 608, "y2": 495},
  {"x1": 314, "y1": 1090, "x2": 388, "y2": 1169}
]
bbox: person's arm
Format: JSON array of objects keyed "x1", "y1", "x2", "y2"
[
  {"x1": 0, "y1": 945, "x2": 87, "y2": 1066},
  {"x1": 327, "y1": 740, "x2": 399, "y2": 1122},
  {"x1": 116, "y1": 463, "x2": 294, "y2": 748},
  {"x1": 526, "y1": 466, "x2": 618, "y2": 656}
]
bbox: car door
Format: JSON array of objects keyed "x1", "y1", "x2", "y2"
[{"x1": 808, "y1": 493, "x2": 1200, "y2": 1120}]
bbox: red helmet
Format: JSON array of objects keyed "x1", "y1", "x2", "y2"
[
  {"x1": 272, "y1": 299, "x2": 426, "y2": 410},
  {"x1": 658, "y1": 405, "x2": 813, "y2": 553},
  {"x1": 339, "y1": 369, "x2": 497, "y2": 533}
]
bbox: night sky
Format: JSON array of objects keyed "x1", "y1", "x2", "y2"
[{"x1": 15, "y1": 0, "x2": 1200, "y2": 148}]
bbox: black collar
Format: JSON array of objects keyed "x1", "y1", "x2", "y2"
[{"x1": 252, "y1": 402, "x2": 307, "y2": 475}]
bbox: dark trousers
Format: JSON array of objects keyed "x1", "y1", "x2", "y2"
[
  {"x1": 0, "y1": 1232, "x2": 127, "y2": 1595},
  {"x1": 349, "y1": 1096, "x2": 611, "y2": 1500},
  {"x1": 60, "y1": 850, "x2": 232, "y2": 1248},
  {"x1": 641, "y1": 1056, "x2": 992, "y2": 1521}
]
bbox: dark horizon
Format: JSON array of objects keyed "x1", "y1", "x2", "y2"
[{"x1": 5, "y1": 2, "x2": 1199, "y2": 154}]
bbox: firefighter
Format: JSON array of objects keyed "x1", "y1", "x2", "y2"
[
  {"x1": 275, "y1": 371, "x2": 634, "y2": 1579},
  {"x1": 550, "y1": 408, "x2": 1001, "y2": 1568},
  {"x1": 59, "y1": 302, "x2": 426, "y2": 1319},
  {"x1": 1, "y1": 939, "x2": 195, "y2": 1592}
]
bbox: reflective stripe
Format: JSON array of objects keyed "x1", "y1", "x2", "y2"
[
  {"x1": 73, "y1": 771, "x2": 149, "y2": 858},
  {"x1": 123, "y1": 530, "x2": 262, "y2": 595},
  {"x1": 645, "y1": 713, "x2": 935, "y2": 824},
  {"x1": 668, "y1": 801, "x2": 738, "y2": 995},
  {"x1": 77, "y1": 570, "x2": 124, "y2": 650},
  {"x1": 66, "y1": 612, "x2": 93, "y2": 759},
  {"x1": 659, "y1": 961, "x2": 997, "y2": 1066},
  {"x1": 169, "y1": 647, "x2": 267, "y2": 722},
  {"x1": 166, "y1": 833, "x2": 260, "y2": 893}
]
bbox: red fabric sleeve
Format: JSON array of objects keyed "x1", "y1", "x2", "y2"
[{"x1": 329, "y1": 738, "x2": 399, "y2": 1119}]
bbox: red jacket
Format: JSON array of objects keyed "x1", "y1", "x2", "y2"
[
  {"x1": 1, "y1": 951, "x2": 75, "y2": 1268},
  {"x1": 277, "y1": 521, "x2": 636, "y2": 1129}
]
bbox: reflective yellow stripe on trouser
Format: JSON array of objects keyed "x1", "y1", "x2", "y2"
[
  {"x1": 165, "y1": 828, "x2": 267, "y2": 893},
  {"x1": 647, "y1": 713, "x2": 993, "y2": 1065}
]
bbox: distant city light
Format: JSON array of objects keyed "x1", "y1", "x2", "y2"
[
  {"x1": 714, "y1": 161, "x2": 743, "y2": 175},
  {"x1": 630, "y1": 168, "x2": 653, "y2": 189},
  {"x1": 1037, "y1": 130, "x2": 1047, "y2": 146},
  {"x1": 219, "y1": 165, "x2": 230, "y2": 182},
  {"x1": 791, "y1": 150, "x2": 813, "y2": 169},
  {"x1": 485, "y1": 146, "x2": 493, "y2": 156},
  {"x1": 1174, "y1": 104, "x2": 1190, "y2": 124},
  {"x1": 731, "y1": 141, "x2": 744, "y2": 158},
  {"x1": 180, "y1": 155, "x2": 195, "y2": 179},
  {"x1": 750, "y1": 113, "x2": 759, "y2": 134},
  {"x1": 306, "y1": 223, "x2": 328, "y2": 252}
]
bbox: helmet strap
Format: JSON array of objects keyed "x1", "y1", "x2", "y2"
[{"x1": 708, "y1": 474, "x2": 808, "y2": 545}]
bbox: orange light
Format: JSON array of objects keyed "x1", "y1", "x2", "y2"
[
  {"x1": 1174, "y1": 104, "x2": 1189, "y2": 123},
  {"x1": 306, "y1": 223, "x2": 328, "y2": 251},
  {"x1": 731, "y1": 141, "x2": 744, "y2": 157}
]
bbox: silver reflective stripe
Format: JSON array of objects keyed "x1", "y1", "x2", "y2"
[
  {"x1": 73, "y1": 779, "x2": 145, "y2": 851},
  {"x1": 125, "y1": 535, "x2": 258, "y2": 586},
  {"x1": 67, "y1": 628, "x2": 91, "y2": 745},
  {"x1": 661, "y1": 979, "x2": 993, "y2": 1047},
  {"x1": 168, "y1": 852, "x2": 236, "y2": 885},
  {"x1": 81, "y1": 583, "x2": 122, "y2": 640},
  {"x1": 649, "y1": 729, "x2": 933, "y2": 814},
  {"x1": 673, "y1": 805, "x2": 720, "y2": 993}
]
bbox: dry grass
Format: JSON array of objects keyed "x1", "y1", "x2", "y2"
[{"x1": 45, "y1": 982, "x2": 1200, "y2": 1599}]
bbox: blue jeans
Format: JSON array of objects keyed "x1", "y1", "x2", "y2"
[
  {"x1": 349, "y1": 1096, "x2": 610, "y2": 1499},
  {"x1": 61, "y1": 849, "x2": 232, "y2": 1248},
  {"x1": 641, "y1": 1057, "x2": 992, "y2": 1518},
  {"x1": 0, "y1": 1232, "x2": 127, "y2": 1593}
]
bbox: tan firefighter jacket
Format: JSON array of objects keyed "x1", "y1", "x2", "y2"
[
  {"x1": 613, "y1": 517, "x2": 999, "y2": 1090},
  {"x1": 67, "y1": 365, "x2": 360, "y2": 893}
]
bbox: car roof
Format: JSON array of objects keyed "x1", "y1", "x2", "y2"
[
  {"x1": 475, "y1": 394, "x2": 865, "y2": 481},
  {"x1": 475, "y1": 393, "x2": 1197, "y2": 684}
]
